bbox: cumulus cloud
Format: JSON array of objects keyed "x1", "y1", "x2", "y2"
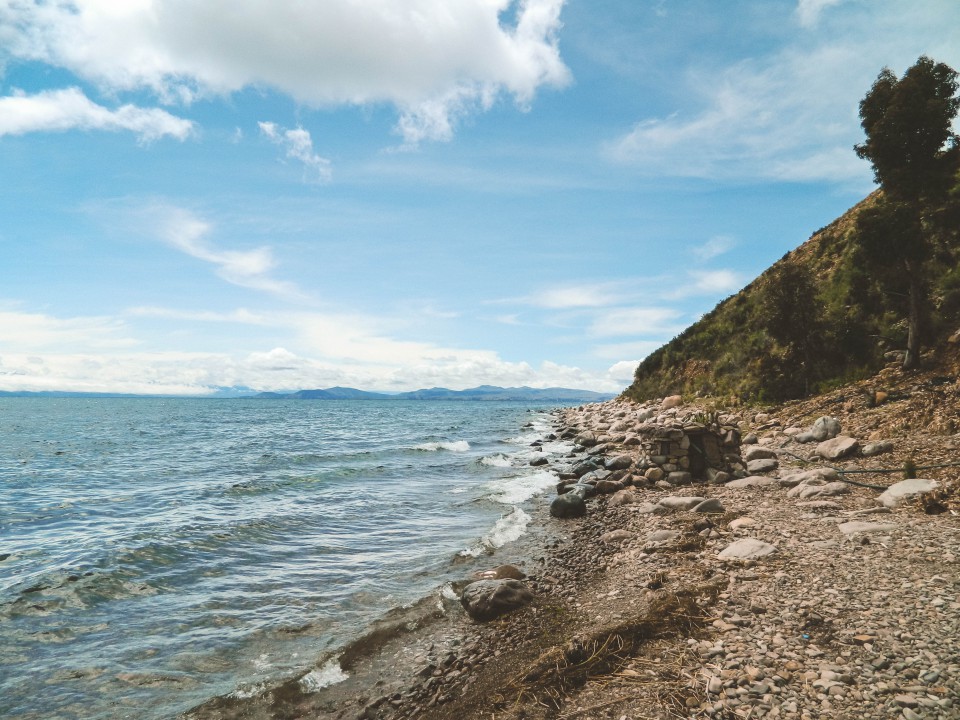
[
  {"x1": 608, "y1": 0, "x2": 960, "y2": 184},
  {"x1": 0, "y1": 0, "x2": 570, "y2": 144},
  {"x1": 152, "y1": 206, "x2": 307, "y2": 299},
  {"x1": 0, "y1": 87, "x2": 193, "y2": 141},
  {"x1": 259, "y1": 122, "x2": 332, "y2": 182}
]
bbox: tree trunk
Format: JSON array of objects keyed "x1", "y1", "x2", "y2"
[{"x1": 903, "y1": 259, "x2": 922, "y2": 370}]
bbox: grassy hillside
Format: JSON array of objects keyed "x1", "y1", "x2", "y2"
[{"x1": 624, "y1": 187, "x2": 960, "y2": 404}]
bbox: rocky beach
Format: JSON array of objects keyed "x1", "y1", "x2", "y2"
[{"x1": 188, "y1": 357, "x2": 959, "y2": 720}]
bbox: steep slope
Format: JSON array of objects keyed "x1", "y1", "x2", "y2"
[{"x1": 625, "y1": 189, "x2": 960, "y2": 403}]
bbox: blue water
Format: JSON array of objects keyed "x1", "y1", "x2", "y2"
[{"x1": 0, "y1": 398, "x2": 571, "y2": 720}]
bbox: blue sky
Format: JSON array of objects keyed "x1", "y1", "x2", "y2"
[{"x1": 1, "y1": 0, "x2": 958, "y2": 395}]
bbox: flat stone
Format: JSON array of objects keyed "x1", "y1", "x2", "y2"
[
  {"x1": 656, "y1": 495, "x2": 705, "y2": 512},
  {"x1": 877, "y1": 478, "x2": 938, "y2": 508},
  {"x1": 726, "y1": 476, "x2": 776, "y2": 489},
  {"x1": 600, "y1": 529, "x2": 635, "y2": 544},
  {"x1": 607, "y1": 489, "x2": 640, "y2": 507},
  {"x1": 746, "y1": 458, "x2": 779, "y2": 474},
  {"x1": 692, "y1": 498, "x2": 726, "y2": 513},
  {"x1": 743, "y1": 446, "x2": 778, "y2": 462},
  {"x1": 718, "y1": 538, "x2": 778, "y2": 560},
  {"x1": 861, "y1": 440, "x2": 894, "y2": 457},
  {"x1": 779, "y1": 468, "x2": 838, "y2": 488},
  {"x1": 837, "y1": 521, "x2": 898, "y2": 535},
  {"x1": 728, "y1": 517, "x2": 757, "y2": 530},
  {"x1": 647, "y1": 529, "x2": 680, "y2": 542}
]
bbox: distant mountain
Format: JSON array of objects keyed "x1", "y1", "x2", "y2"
[{"x1": 253, "y1": 385, "x2": 615, "y2": 402}]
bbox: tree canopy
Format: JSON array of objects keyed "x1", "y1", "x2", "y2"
[{"x1": 854, "y1": 56, "x2": 959, "y2": 203}]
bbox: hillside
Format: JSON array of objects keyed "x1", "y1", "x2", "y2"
[{"x1": 625, "y1": 188, "x2": 960, "y2": 403}]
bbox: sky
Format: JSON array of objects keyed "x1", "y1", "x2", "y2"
[{"x1": 1, "y1": 0, "x2": 958, "y2": 395}]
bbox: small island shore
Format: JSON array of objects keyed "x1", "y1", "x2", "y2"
[{"x1": 187, "y1": 358, "x2": 959, "y2": 720}]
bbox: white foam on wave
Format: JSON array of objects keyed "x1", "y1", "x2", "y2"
[
  {"x1": 229, "y1": 683, "x2": 266, "y2": 700},
  {"x1": 459, "y1": 507, "x2": 531, "y2": 557},
  {"x1": 299, "y1": 658, "x2": 349, "y2": 692},
  {"x1": 486, "y1": 471, "x2": 557, "y2": 505},
  {"x1": 479, "y1": 453, "x2": 512, "y2": 468},
  {"x1": 415, "y1": 440, "x2": 471, "y2": 453}
]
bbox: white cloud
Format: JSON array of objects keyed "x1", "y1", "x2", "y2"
[
  {"x1": 0, "y1": 0, "x2": 570, "y2": 145},
  {"x1": 795, "y1": 0, "x2": 846, "y2": 27},
  {"x1": 0, "y1": 87, "x2": 193, "y2": 141},
  {"x1": 607, "y1": 1, "x2": 960, "y2": 184},
  {"x1": 527, "y1": 283, "x2": 624, "y2": 309},
  {"x1": 151, "y1": 206, "x2": 307, "y2": 300},
  {"x1": 0, "y1": 306, "x2": 136, "y2": 351},
  {"x1": 607, "y1": 359, "x2": 639, "y2": 383},
  {"x1": 674, "y1": 269, "x2": 743, "y2": 298},
  {"x1": 588, "y1": 307, "x2": 683, "y2": 338},
  {"x1": 691, "y1": 235, "x2": 736, "y2": 263},
  {"x1": 0, "y1": 303, "x2": 631, "y2": 394},
  {"x1": 259, "y1": 122, "x2": 332, "y2": 182}
]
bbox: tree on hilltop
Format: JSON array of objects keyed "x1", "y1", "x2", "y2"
[{"x1": 854, "y1": 56, "x2": 960, "y2": 369}]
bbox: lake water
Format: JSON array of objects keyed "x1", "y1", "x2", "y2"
[{"x1": 0, "y1": 398, "x2": 573, "y2": 719}]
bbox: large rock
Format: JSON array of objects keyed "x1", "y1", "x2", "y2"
[
  {"x1": 718, "y1": 538, "x2": 778, "y2": 560},
  {"x1": 797, "y1": 416, "x2": 842, "y2": 443},
  {"x1": 550, "y1": 492, "x2": 587, "y2": 518},
  {"x1": 743, "y1": 446, "x2": 778, "y2": 462},
  {"x1": 877, "y1": 478, "x2": 938, "y2": 508},
  {"x1": 779, "y1": 468, "x2": 838, "y2": 488},
  {"x1": 816, "y1": 435, "x2": 859, "y2": 460},
  {"x1": 746, "y1": 458, "x2": 779, "y2": 474},
  {"x1": 605, "y1": 454, "x2": 634, "y2": 471},
  {"x1": 812, "y1": 416, "x2": 842, "y2": 441},
  {"x1": 460, "y1": 579, "x2": 533, "y2": 621},
  {"x1": 607, "y1": 489, "x2": 639, "y2": 507},
  {"x1": 861, "y1": 441, "x2": 894, "y2": 457},
  {"x1": 574, "y1": 431, "x2": 598, "y2": 447},
  {"x1": 572, "y1": 459, "x2": 599, "y2": 478},
  {"x1": 692, "y1": 498, "x2": 726, "y2": 513},
  {"x1": 661, "y1": 395, "x2": 683, "y2": 410}
]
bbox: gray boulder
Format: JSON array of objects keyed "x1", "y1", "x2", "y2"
[
  {"x1": 861, "y1": 441, "x2": 894, "y2": 457},
  {"x1": 692, "y1": 498, "x2": 726, "y2": 513},
  {"x1": 605, "y1": 454, "x2": 634, "y2": 471},
  {"x1": 572, "y1": 459, "x2": 599, "y2": 478},
  {"x1": 817, "y1": 435, "x2": 859, "y2": 460},
  {"x1": 746, "y1": 458, "x2": 779, "y2": 474},
  {"x1": 550, "y1": 492, "x2": 587, "y2": 518},
  {"x1": 460, "y1": 579, "x2": 533, "y2": 622},
  {"x1": 743, "y1": 446, "x2": 777, "y2": 462}
]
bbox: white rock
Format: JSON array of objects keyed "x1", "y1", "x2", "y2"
[
  {"x1": 877, "y1": 478, "x2": 938, "y2": 508},
  {"x1": 837, "y1": 521, "x2": 898, "y2": 535},
  {"x1": 718, "y1": 538, "x2": 778, "y2": 560}
]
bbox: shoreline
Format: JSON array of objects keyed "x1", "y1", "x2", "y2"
[{"x1": 186, "y1": 366, "x2": 959, "y2": 719}]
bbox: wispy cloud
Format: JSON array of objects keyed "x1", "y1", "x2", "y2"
[
  {"x1": 795, "y1": 0, "x2": 847, "y2": 27},
  {"x1": 259, "y1": 122, "x2": 332, "y2": 182},
  {"x1": 0, "y1": 87, "x2": 193, "y2": 142},
  {"x1": 606, "y1": 0, "x2": 960, "y2": 185},
  {"x1": 154, "y1": 206, "x2": 307, "y2": 300},
  {"x1": 0, "y1": 306, "x2": 136, "y2": 351},
  {"x1": 588, "y1": 307, "x2": 684, "y2": 338},
  {"x1": 691, "y1": 235, "x2": 736, "y2": 263}
]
